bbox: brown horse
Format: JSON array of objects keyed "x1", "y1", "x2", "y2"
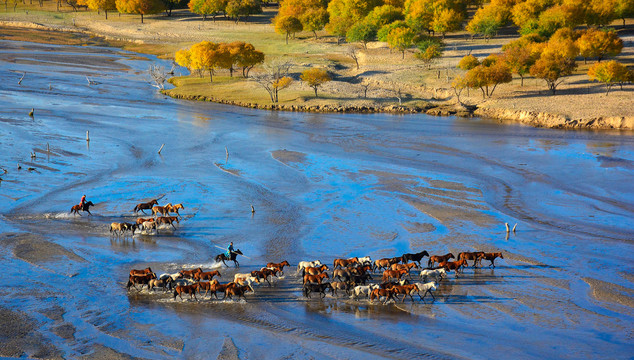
[
  {"x1": 440, "y1": 258, "x2": 469, "y2": 276},
  {"x1": 136, "y1": 217, "x2": 154, "y2": 225},
  {"x1": 173, "y1": 283, "x2": 199, "y2": 301},
  {"x1": 390, "y1": 284, "x2": 419, "y2": 303},
  {"x1": 152, "y1": 204, "x2": 171, "y2": 217},
  {"x1": 303, "y1": 272, "x2": 329, "y2": 284},
  {"x1": 370, "y1": 288, "x2": 395, "y2": 304},
  {"x1": 126, "y1": 273, "x2": 156, "y2": 291},
  {"x1": 110, "y1": 222, "x2": 125, "y2": 236},
  {"x1": 70, "y1": 201, "x2": 94, "y2": 216},
  {"x1": 458, "y1": 251, "x2": 485, "y2": 267},
  {"x1": 390, "y1": 262, "x2": 419, "y2": 276},
  {"x1": 179, "y1": 268, "x2": 203, "y2": 279},
  {"x1": 224, "y1": 285, "x2": 252, "y2": 301},
  {"x1": 349, "y1": 265, "x2": 372, "y2": 276},
  {"x1": 333, "y1": 268, "x2": 352, "y2": 282},
  {"x1": 373, "y1": 257, "x2": 401, "y2": 272},
  {"x1": 381, "y1": 269, "x2": 408, "y2": 283},
  {"x1": 210, "y1": 281, "x2": 237, "y2": 299},
  {"x1": 302, "y1": 264, "x2": 329, "y2": 276},
  {"x1": 194, "y1": 270, "x2": 221, "y2": 281},
  {"x1": 166, "y1": 203, "x2": 185, "y2": 217},
  {"x1": 267, "y1": 260, "x2": 290, "y2": 273},
  {"x1": 428, "y1": 253, "x2": 455, "y2": 267},
  {"x1": 333, "y1": 257, "x2": 359, "y2": 269},
  {"x1": 479, "y1": 252, "x2": 504, "y2": 268},
  {"x1": 331, "y1": 281, "x2": 351, "y2": 296},
  {"x1": 156, "y1": 216, "x2": 179, "y2": 229},
  {"x1": 148, "y1": 277, "x2": 173, "y2": 292},
  {"x1": 251, "y1": 268, "x2": 277, "y2": 286},
  {"x1": 133, "y1": 199, "x2": 158, "y2": 214},
  {"x1": 129, "y1": 267, "x2": 153, "y2": 277}
]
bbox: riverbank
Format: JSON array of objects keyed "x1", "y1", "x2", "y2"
[{"x1": 1, "y1": 5, "x2": 633, "y2": 130}]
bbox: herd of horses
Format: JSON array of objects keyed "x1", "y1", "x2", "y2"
[
  {"x1": 126, "y1": 250, "x2": 504, "y2": 305},
  {"x1": 108, "y1": 199, "x2": 185, "y2": 237}
]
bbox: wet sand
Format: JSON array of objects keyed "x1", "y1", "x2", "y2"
[{"x1": 0, "y1": 41, "x2": 633, "y2": 359}]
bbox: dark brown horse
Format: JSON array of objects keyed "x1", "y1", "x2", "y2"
[
  {"x1": 440, "y1": 258, "x2": 469, "y2": 276},
  {"x1": 133, "y1": 199, "x2": 158, "y2": 214},
  {"x1": 381, "y1": 269, "x2": 408, "y2": 283},
  {"x1": 251, "y1": 268, "x2": 278, "y2": 286},
  {"x1": 156, "y1": 216, "x2": 179, "y2": 229},
  {"x1": 390, "y1": 284, "x2": 419, "y2": 303},
  {"x1": 173, "y1": 283, "x2": 199, "y2": 301},
  {"x1": 224, "y1": 285, "x2": 252, "y2": 301},
  {"x1": 401, "y1": 250, "x2": 430, "y2": 266},
  {"x1": 126, "y1": 273, "x2": 156, "y2": 291},
  {"x1": 428, "y1": 253, "x2": 455, "y2": 267},
  {"x1": 209, "y1": 281, "x2": 237, "y2": 299},
  {"x1": 70, "y1": 201, "x2": 94, "y2": 216},
  {"x1": 267, "y1": 260, "x2": 290, "y2": 275},
  {"x1": 303, "y1": 282, "x2": 333, "y2": 298},
  {"x1": 370, "y1": 288, "x2": 395, "y2": 304}
]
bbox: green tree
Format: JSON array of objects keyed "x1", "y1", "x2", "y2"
[
  {"x1": 377, "y1": 20, "x2": 408, "y2": 42},
  {"x1": 188, "y1": 0, "x2": 226, "y2": 21},
  {"x1": 161, "y1": 0, "x2": 185, "y2": 16},
  {"x1": 365, "y1": 4, "x2": 404, "y2": 28},
  {"x1": 466, "y1": 3, "x2": 509, "y2": 41},
  {"x1": 346, "y1": 21, "x2": 377, "y2": 49},
  {"x1": 226, "y1": 0, "x2": 262, "y2": 23},
  {"x1": 404, "y1": 0, "x2": 435, "y2": 33},
  {"x1": 115, "y1": 0, "x2": 164, "y2": 23},
  {"x1": 301, "y1": 8, "x2": 329, "y2": 39},
  {"x1": 614, "y1": 0, "x2": 634, "y2": 26},
  {"x1": 577, "y1": 28, "x2": 623, "y2": 63},
  {"x1": 274, "y1": 15, "x2": 303, "y2": 44},
  {"x1": 415, "y1": 36, "x2": 444, "y2": 68},
  {"x1": 301, "y1": 68, "x2": 332, "y2": 96},
  {"x1": 588, "y1": 60, "x2": 631, "y2": 94},
  {"x1": 387, "y1": 27, "x2": 415, "y2": 59},
  {"x1": 85, "y1": 0, "x2": 116, "y2": 18}
]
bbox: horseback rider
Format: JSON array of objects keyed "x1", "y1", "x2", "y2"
[
  {"x1": 79, "y1": 194, "x2": 87, "y2": 208},
  {"x1": 226, "y1": 242, "x2": 234, "y2": 257}
]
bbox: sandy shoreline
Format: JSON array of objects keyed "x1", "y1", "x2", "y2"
[{"x1": 1, "y1": 17, "x2": 632, "y2": 130}]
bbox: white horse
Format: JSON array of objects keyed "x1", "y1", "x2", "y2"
[
  {"x1": 297, "y1": 260, "x2": 322, "y2": 272},
  {"x1": 233, "y1": 274, "x2": 257, "y2": 291},
  {"x1": 141, "y1": 221, "x2": 157, "y2": 234},
  {"x1": 414, "y1": 282, "x2": 437, "y2": 302},
  {"x1": 419, "y1": 268, "x2": 446, "y2": 283},
  {"x1": 357, "y1": 256, "x2": 372, "y2": 266},
  {"x1": 351, "y1": 284, "x2": 379, "y2": 299}
]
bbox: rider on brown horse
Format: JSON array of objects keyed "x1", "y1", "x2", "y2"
[{"x1": 80, "y1": 194, "x2": 87, "y2": 207}]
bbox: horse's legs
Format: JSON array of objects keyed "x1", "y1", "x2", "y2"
[
  {"x1": 234, "y1": 259, "x2": 239, "y2": 268},
  {"x1": 86, "y1": 209, "x2": 92, "y2": 215}
]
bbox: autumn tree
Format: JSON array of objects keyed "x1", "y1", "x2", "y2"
[
  {"x1": 387, "y1": 27, "x2": 415, "y2": 59},
  {"x1": 251, "y1": 60, "x2": 294, "y2": 103},
  {"x1": 466, "y1": 3, "x2": 510, "y2": 41},
  {"x1": 463, "y1": 55, "x2": 512, "y2": 98},
  {"x1": 301, "y1": 7, "x2": 329, "y2": 39},
  {"x1": 458, "y1": 54, "x2": 480, "y2": 70},
  {"x1": 226, "y1": 0, "x2": 262, "y2": 23},
  {"x1": 530, "y1": 48, "x2": 577, "y2": 94},
  {"x1": 115, "y1": 0, "x2": 164, "y2": 23},
  {"x1": 502, "y1": 40, "x2": 539, "y2": 86},
  {"x1": 614, "y1": 0, "x2": 634, "y2": 26},
  {"x1": 326, "y1": 0, "x2": 382, "y2": 40},
  {"x1": 365, "y1": 4, "x2": 404, "y2": 29},
  {"x1": 511, "y1": 0, "x2": 553, "y2": 29},
  {"x1": 174, "y1": 48, "x2": 192, "y2": 73},
  {"x1": 276, "y1": 0, "x2": 329, "y2": 39},
  {"x1": 404, "y1": 0, "x2": 435, "y2": 33},
  {"x1": 346, "y1": 21, "x2": 377, "y2": 49},
  {"x1": 432, "y1": 8, "x2": 463, "y2": 38},
  {"x1": 588, "y1": 60, "x2": 631, "y2": 95},
  {"x1": 189, "y1": 41, "x2": 221, "y2": 82},
  {"x1": 274, "y1": 15, "x2": 303, "y2": 44},
  {"x1": 233, "y1": 42, "x2": 264, "y2": 77},
  {"x1": 301, "y1": 68, "x2": 332, "y2": 97},
  {"x1": 85, "y1": 0, "x2": 116, "y2": 18},
  {"x1": 188, "y1": 0, "x2": 226, "y2": 21},
  {"x1": 576, "y1": 28, "x2": 623, "y2": 63}
]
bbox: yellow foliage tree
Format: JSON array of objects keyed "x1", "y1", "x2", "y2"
[
  {"x1": 85, "y1": 0, "x2": 117, "y2": 18},
  {"x1": 115, "y1": 0, "x2": 164, "y2": 23},
  {"x1": 577, "y1": 28, "x2": 623, "y2": 63},
  {"x1": 386, "y1": 27, "x2": 415, "y2": 59},
  {"x1": 588, "y1": 60, "x2": 631, "y2": 95},
  {"x1": 300, "y1": 68, "x2": 332, "y2": 97}
]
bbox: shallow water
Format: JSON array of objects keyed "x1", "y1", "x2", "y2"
[{"x1": 0, "y1": 41, "x2": 633, "y2": 359}]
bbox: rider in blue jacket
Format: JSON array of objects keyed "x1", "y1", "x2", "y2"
[{"x1": 226, "y1": 242, "x2": 234, "y2": 257}]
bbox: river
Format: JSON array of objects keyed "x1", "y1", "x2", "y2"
[{"x1": 0, "y1": 40, "x2": 632, "y2": 359}]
